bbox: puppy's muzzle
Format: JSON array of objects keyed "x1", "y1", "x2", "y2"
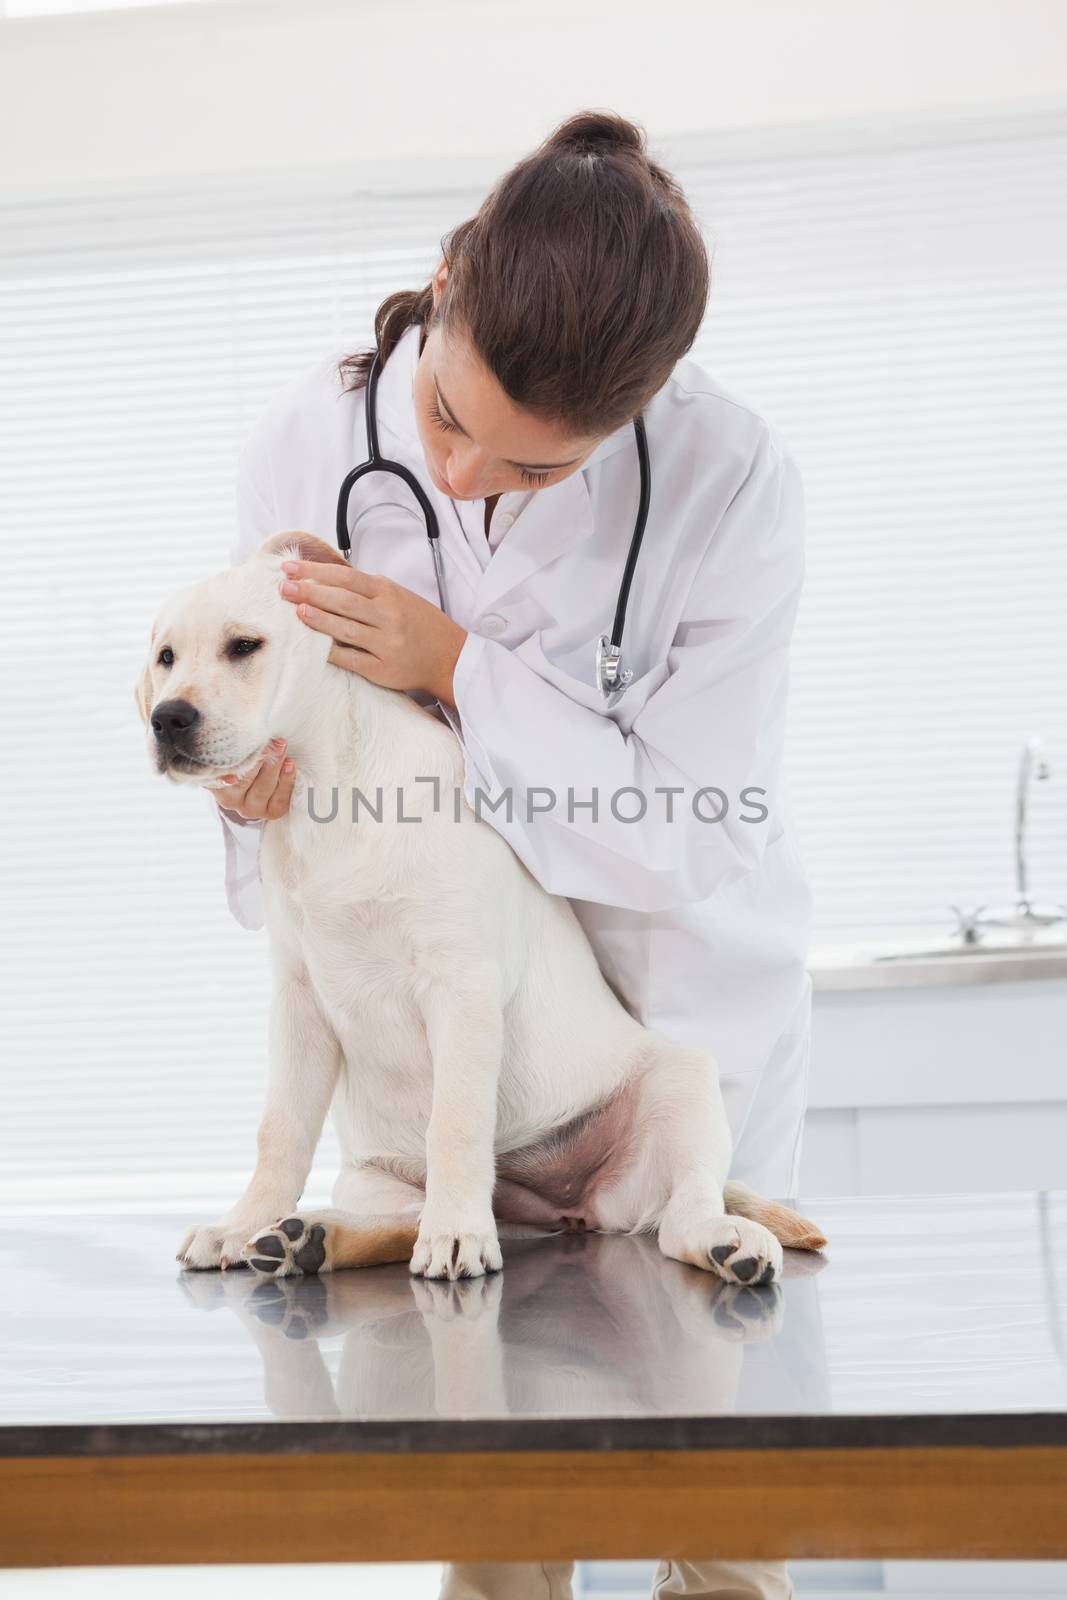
[{"x1": 151, "y1": 697, "x2": 201, "y2": 756}]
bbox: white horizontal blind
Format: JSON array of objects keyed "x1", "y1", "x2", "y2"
[
  {"x1": 0, "y1": 180, "x2": 488, "y2": 1212},
  {"x1": 676, "y1": 114, "x2": 1067, "y2": 938},
  {"x1": 2, "y1": 111, "x2": 1064, "y2": 1212}
]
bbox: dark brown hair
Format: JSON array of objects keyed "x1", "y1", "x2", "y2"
[{"x1": 338, "y1": 109, "x2": 709, "y2": 438}]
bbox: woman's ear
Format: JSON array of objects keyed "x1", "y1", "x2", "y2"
[
  {"x1": 257, "y1": 530, "x2": 347, "y2": 567},
  {"x1": 430, "y1": 258, "x2": 448, "y2": 310}
]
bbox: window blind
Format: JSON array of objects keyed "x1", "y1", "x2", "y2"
[
  {"x1": 676, "y1": 114, "x2": 1067, "y2": 939},
  {"x1": 2, "y1": 110, "x2": 1064, "y2": 1211}
]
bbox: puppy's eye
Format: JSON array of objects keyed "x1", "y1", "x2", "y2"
[
  {"x1": 227, "y1": 637, "x2": 263, "y2": 659},
  {"x1": 157, "y1": 646, "x2": 174, "y2": 667}
]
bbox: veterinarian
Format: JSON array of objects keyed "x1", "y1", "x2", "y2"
[{"x1": 215, "y1": 109, "x2": 813, "y2": 1600}]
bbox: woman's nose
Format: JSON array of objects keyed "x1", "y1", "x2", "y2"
[{"x1": 444, "y1": 449, "x2": 494, "y2": 499}]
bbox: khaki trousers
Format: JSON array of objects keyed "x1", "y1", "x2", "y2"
[{"x1": 439, "y1": 1558, "x2": 792, "y2": 1597}]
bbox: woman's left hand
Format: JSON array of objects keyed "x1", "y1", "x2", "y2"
[{"x1": 278, "y1": 558, "x2": 468, "y2": 707}]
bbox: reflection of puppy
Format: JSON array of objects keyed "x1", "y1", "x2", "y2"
[
  {"x1": 179, "y1": 1232, "x2": 822, "y2": 1427},
  {"x1": 139, "y1": 532, "x2": 826, "y2": 1286}
]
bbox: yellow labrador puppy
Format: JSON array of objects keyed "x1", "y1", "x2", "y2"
[{"x1": 138, "y1": 533, "x2": 825, "y2": 1283}]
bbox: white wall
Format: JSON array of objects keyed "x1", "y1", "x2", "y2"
[{"x1": 3, "y1": 0, "x2": 1067, "y2": 197}]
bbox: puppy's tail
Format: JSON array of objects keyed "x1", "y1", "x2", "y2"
[{"x1": 724, "y1": 1180, "x2": 827, "y2": 1252}]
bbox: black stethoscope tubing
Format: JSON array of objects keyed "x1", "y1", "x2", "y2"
[{"x1": 335, "y1": 343, "x2": 651, "y2": 700}]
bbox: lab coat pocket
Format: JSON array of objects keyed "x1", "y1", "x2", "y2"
[{"x1": 515, "y1": 629, "x2": 670, "y2": 729}]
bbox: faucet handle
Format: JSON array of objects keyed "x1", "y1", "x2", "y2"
[
  {"x1": 950, "y1": 904, "x2": 986, "y2": 944},
  {"x1": 1023, "y1": 734, "x2": 1051, "y2": 783}
]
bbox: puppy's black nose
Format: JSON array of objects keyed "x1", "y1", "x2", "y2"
[{"x1": 151, "y1": 698, "x2": 200, "y2": 746}]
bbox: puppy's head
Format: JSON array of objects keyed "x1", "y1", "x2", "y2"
[{"x1": 136, "y1": 531, "x2": 345, "y2": 787}]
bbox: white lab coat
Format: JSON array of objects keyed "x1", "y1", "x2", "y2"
[{"x1": 220, "y1": 322, "x2": 815, "y2": 1196}]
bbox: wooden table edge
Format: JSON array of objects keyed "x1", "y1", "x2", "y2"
[{"x1": 2, "y1": 1443, "x2": 1065, "y2": 1566}]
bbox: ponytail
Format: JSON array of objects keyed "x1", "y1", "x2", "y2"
[
  {"x1": 339, "y1": 108, "x2": 708, "y2": 437},
  {"x1": 338, "y1": 282, "x2": 435, "y2": 393}
]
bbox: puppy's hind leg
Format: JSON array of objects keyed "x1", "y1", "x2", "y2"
[
  {"x1": 624, "y1": 1043, "x2": 786, "y2": 1288},
  {"x1": 242, "y1": 1209, "x2": 421, "y2": 1278},
  {"x1": 242, "y1": 1162, "x2": 424, "y2": 1279},
  {"x1": 724, "y1": 1180, "x2": 827, "y2": 1253}
]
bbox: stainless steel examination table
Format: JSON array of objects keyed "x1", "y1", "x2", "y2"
[{"x1": 1, "y1": 1192, "x2": 1065, "y2": 1567}]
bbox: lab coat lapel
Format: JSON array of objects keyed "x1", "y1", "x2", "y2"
[
  {"x1": 478, "y1": 410, "x2": 640, "y2": 605},
  {"x1": 476, "y1": 409, "x2": 639, "y2": 608},
  {"x1": 476, "y1": 412, "x2": 636, "y2": 608},
  {"x1": 473, "y1": 473, "x2": 593, "y2": 610}
]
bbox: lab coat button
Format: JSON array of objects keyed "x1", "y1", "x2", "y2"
[
  {"x1": 478, "y1": 613, "x2": 507, "y2": 638},
  {"x1": 496, "y1": 512, "x2": 516, "y2": 533}
]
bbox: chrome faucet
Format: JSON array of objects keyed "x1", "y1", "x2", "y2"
[{"x1": 950, "y1": 737, "x2": 1067, "y2": 945}]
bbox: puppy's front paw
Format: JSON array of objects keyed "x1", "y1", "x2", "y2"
[
  {"x1": 410, "y1": 1210, "x2": 502, "y2": 1281},
  {"x1": 177, "y1": 1219, "x2": 265, "y2": 1271}
]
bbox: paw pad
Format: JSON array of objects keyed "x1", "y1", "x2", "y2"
[
  {"x1": 705, "y1": 1230, "x2": 780, "y2": 1286},
  {"x1": 243, "y1": 1218, "x2": 327, "y2": 1278},
  {"x1": 293, "y1": 1225, "x2": 326, "y2": 1273}
]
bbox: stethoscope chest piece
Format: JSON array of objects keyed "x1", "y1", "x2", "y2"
[
  {"x1": 592, "y1": 410, "x2": 651, "y2": 704},
  {"x1": 595, "y1": 633, "x2": 634, "y2": 705}
]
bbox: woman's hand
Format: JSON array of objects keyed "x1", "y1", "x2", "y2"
[
  {"x1": 277, "y1": 558, "x2": 468, "y2": 707},
  {"x1": 213, "y1": 737, "x2": 296, "y2": 822}
]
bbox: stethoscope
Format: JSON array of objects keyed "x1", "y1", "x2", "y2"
[{"x1": 335, "y1": 344, "x2": 651, "y2": 703}]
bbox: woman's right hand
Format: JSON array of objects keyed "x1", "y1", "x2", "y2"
[{"x1": 214, "y1": 736, "x2": 296, "y2": 822}]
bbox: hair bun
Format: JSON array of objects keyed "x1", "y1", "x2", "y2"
[{"x1": 546, "y1": 110, "x2": 647, "y2": 157}]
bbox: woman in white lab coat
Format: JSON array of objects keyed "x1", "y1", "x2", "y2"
[{"x1": 215, "y1": 109, "x2": 811, "y2": 1600}]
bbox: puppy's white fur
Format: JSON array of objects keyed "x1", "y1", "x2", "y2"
[{"x1": 139, "y1": 533, "x2": 825, "y2": 1283}]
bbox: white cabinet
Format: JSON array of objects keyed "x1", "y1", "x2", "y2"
[{"x1": 801, "y1": 967, "x2": 1067, "y2": 1197}]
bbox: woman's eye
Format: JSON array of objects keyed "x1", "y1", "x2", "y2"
[
  {"x1": 228, "y1": 637, "x2": 263, "y2": 659},
  {"x1": 517, "y1": 467, "x2": 551, "y2": 488},
  {"x1": 157, "y1": 646, "x2": 174, "y2": 667},
  {"x1": 428, "y1": 399, "x2": 459, "y2": 434}
]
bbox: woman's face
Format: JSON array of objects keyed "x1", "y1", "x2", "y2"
[{"x1": 412, "y1": 269, "x2": 604, "y2": 502}]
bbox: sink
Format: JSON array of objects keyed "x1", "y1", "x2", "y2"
[
  {"x1": 873, "y1": 936, "x2": 1067, "y2": 962},
  {"x1": 811, "y1": 924, "x2": 1067, "y2": 991}
]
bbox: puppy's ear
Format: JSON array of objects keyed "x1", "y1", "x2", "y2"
[
  {"x1": 134, "y1": 663, "x2": 153, "y2": 727},
  {"x1": 258, "y1": 530, "x2": 347, "y2": 567}
]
